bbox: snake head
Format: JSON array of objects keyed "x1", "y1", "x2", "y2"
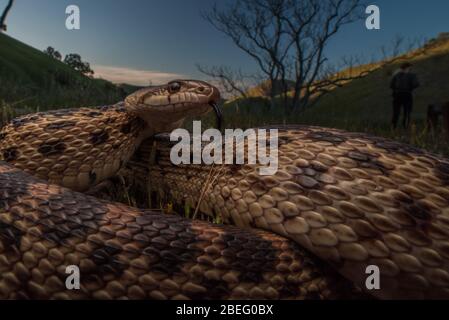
[{"x1": 124, "y1": 80, "x2": 221, "y2": 132}]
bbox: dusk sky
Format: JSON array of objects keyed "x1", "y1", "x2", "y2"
[{"x1": 2, "y1": 0, "x2": 449, "y2": 85}]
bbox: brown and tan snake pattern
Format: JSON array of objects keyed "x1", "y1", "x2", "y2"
[
  {"x1": 129, "y1": 126, "x2": 449, "y2": 300},
  {"x1": 1, "y1": 80, "x2": 449, "y2": 299},
  {"x1": 0, "y1": 161, "x2": 357, "y2": 299}
]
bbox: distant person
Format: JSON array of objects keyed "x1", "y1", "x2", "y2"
[{"x1": 390, "y1": 62, "x2": 420, "y2": 129}]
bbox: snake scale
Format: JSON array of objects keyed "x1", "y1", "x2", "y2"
[{"x1": 1, "y1": 80, "x2": 449, "y2": 300}]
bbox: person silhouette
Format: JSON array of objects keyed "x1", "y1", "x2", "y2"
[{"x1": 390, "y1": 62, "x2": 420, "y2": 129}]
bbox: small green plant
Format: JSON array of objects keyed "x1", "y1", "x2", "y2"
[{"x1": 184, "y1": 202, "x2": 191, "y2": 219}]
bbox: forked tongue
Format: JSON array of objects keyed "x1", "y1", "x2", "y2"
[{"x1": 210, "y1": 102, "x2": 223, "y2": 132}]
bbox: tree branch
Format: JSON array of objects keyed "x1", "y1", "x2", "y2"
[{"x1": 0, "y1": 0, "x2": 14, "y2": 32}]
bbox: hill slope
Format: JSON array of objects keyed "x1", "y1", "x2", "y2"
[
  {"x1": 220, "y1": 34, "x2": 449, "y2": 128},
  {"x1": 0, "y1": 33, "x2": 126, "y2": 111},
  {"x1": 299, "y1": 34, "x2": 449, "y2": 128},
  {"x1": 192, "y1": 33, "x2": 449, "y2": 156}
]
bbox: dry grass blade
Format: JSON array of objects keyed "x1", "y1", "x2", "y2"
[{"x1": 192, "y1": 163, "x2": 225, "y2": 221}]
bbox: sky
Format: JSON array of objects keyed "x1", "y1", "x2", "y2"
[{"x1": 1, "y1": 0, "x2": 449, "y2": 85}]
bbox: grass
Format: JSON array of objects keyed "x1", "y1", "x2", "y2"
[
  {"x1": 189, "y1": 97, "x2": 449, "y2": 159},
  {"x1": 2, "y1": 32, "x2": 449, "y2": 157},
  {"x1": 2, "y1": 33, "x2": 449, "y2": 221},
  {"x1": 0, "y1": 32, "x2": 127, "y2": 118},
  {"x1": 3, "y1": 33, "x2": 449, "y2": 157},
  {"x1": 189, "y1": 35, "x2": 449, "y2": 158}
]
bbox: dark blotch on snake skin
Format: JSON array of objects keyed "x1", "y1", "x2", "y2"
[
  {"x1": 304, "y1": 131, "x2": 347, "y2": 146},
  {"x1": 0, "y1": 174, "x2": 27, "y2": 253},
  {"x1": 220, "y1": 232, "x2": 276, "y2": 285},
  {"x1": 45, "y1": 120, "x2": 77, "y2": 131},
  {"x1": 42, "y1": 217, "x2": 91, "y2": 244},
  {"x1": 279, "y1": 282, "x2": 306, "y2": 299},
  {"x1": 99, "y1": 105, "x2": 113, "y2": 112},
  {"x1": 278, "y1": 135, "x2": 294, "y2": 147},
  {"x1": 89, "y1": 171, "x2": 97, "y2": 184},
  {"x1": 137, "y1": 214, "x2": 198, "y2": 276},
  {"x1": 194, "y1": 279, "x2": 230, "y2": 300},
  {"x1": 44, "y1": 109, "x2": 75, "y2": 118},
  {"x1": 89, "y1": 246, "x2": 126, "y2": 276},
  {"x1": 11, "y1": 117, "x2": 33, "y2": 128},
  {"x1": 120, "y1": 118, "x2": 145, "y2": 136},
  {"x1": 38, "y1": 140, "x2": 67, "y2": 156},
  {"x1": 91, "y1": 130, "x2": 109, "y2": 145},
  {"x1": 0, "y1": 132, "x2": 7, "y2": 141},
  {"x1": 0, "y1": 222, "x2": 24, "y2": 255},
  {"x1": 114, "y1": 105, "x2": 127, "y2": 113},
  {"x1": 435, "y1": 162, "x2": 449, "y2": 186},
  {"x1": 121, "y1": 122, "x2": 132, "y2": 135},
  {"x1": 103, "y1": 117, "x2": 114, "y2": 125},
  {"x1": 87, "y1": 111, "x2": 102, "y2": 117},
  {"x1": 345, "y1": 151, "x2": 391, "y2": 176},
  {"x1": 406, "y1": 203, "x2": 433, "y2": 222},
  {"x1": 2, "y1": 147, "x2": 18, "y2": 162},
  {"x1": 37, "y1": 193, "x2": 93, "y2": 244}
]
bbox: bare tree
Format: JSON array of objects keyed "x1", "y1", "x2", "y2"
[
  {"x1": 201, "y1": 1, "x2": 430, "y2": 114},
  {"x1": 197, "y1": 65, "x2": 258, "y2": 99},
  {"x1": 301, "y1": 35, "x2": 427, "y2": 107},
  {"x1": 201, "y1": 0, "x2": 368, "y2": 112},
  {"x1": 201, "y1": 0, "x2": 292, "y2": 108},
  {"x1": 0, "y1": 0, "x2": 14, "y2": 32}
]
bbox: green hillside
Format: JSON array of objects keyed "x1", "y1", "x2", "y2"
[
  {"x1": 191, "y1": 34, "x2": 449, "y2": 156},
  {"x1": 2, "y1": 32, "x2": 449, "y2": 156},
  {"x1": 0, "y1": 33, "x2": 126, "y2": 114},
  {"x1": 299, "y1": 35, "x2": 449, "y2": 129}
]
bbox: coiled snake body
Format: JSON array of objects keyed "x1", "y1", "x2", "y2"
[{"x1": 1, "y1": 80, "x2": 449, "y2": 299}]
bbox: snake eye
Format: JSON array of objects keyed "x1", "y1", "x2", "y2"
[
  {"x1": 197, "y1": 86, "x2": 205, "y2": 93},
  {"x1": 169, "y1": 82, "x2": 181, "y2": 93}
]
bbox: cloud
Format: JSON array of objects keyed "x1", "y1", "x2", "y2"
[{"x1": 92, "y1": 65, "x2": 186, "y2": 86}]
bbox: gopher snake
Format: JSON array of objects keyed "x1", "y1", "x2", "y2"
[{"x1": 1, "y1": 80, "x2": 449, "y2": 299}]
